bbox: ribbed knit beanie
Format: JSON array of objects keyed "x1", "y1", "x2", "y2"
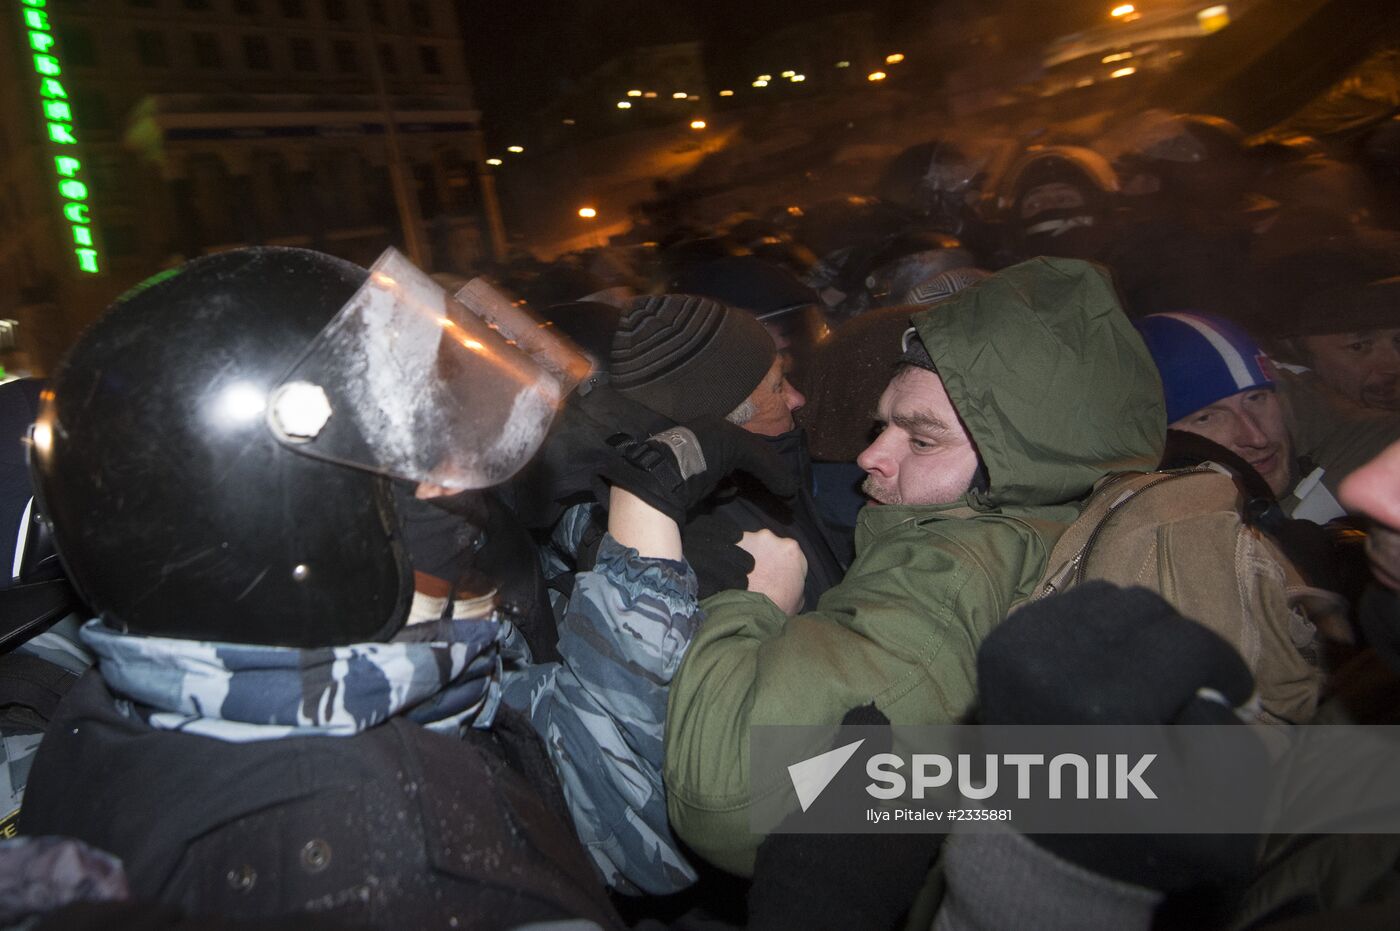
[{"x1": 610, "y1": 293, "x2": 776, "y2": 423}]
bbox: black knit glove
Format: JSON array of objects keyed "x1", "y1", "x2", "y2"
[
  {"x1": 602, "y1": 416, "x2": 797, "y2": 525},
  {"x1": 977, "y1": 582, "x2": 1264, "y2": 896},
  {"x1": 509, "y1": 382, "x2": 673, "y2": 528},
  {"x1": 748, "y1": 704, "x2": 944, "y2": 931},
  {"x1": 681, "y1": 512, "x2": 755, "y2": 599}
]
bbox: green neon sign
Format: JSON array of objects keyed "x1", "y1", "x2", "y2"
[{"x1": 20, "y1": 0, "x2": 100, "y2": 274}]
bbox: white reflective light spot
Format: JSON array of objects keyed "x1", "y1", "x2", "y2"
[
  {"x1": 30, "y1": 421, "x2": 52, "y2": 455},
  {"x1": 269, "y1": 381, "x2": 332, "y2": 442},
  {"x1": 215, "y1": 381, "x2": 267, "y2": 425}
]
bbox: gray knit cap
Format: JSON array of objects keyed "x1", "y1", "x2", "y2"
[{"x1": 610, "y1": 294, "x2": 776, "y2": 423}]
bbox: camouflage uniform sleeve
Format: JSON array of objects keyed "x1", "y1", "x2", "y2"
[{"x1": 502, "y1": 533, "x2": 700, "y2": 896}]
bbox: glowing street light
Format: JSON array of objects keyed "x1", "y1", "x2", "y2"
[
  {"x1": 562, "y1": 118, "x2": 576, "y2": 125},
  {"x1": 578, "y1": 207, "x2": 597, "y2": 219},
  {"x1": 867, "y1": 71, "x2": 887, "y2": 82},
  {"x1": 791, "y1": 74, "x2": 805, "y2": 82},
  {"x1": 689, "y1": 119, "x2": 707, "y2": 130},
  {"x1": 507, "y1": 145, "x2": 524, "y2": 153},
  {"x1": 752, "y1": 79, "x2": 769, "y2": 87},
  {"x1": 617, "y1": 100, "x2": 632, "y2": 109},
  {"x1": 757, "y1": 74, "x2": 772, "y2": 82},
  {"x1": 1110, "y1": 66, "x2": 1137, "y2": 78},
  {"x1": 835, "y1": 60, "x2": 851, "y2": 68},
  {"x1": 781, "y1": 70, "x2": 795, "y2": 78},
  {"x1": 719, "y1": 89, "x2": 734, "y2": 96},
  {"x1": 627, "y1": 89, "x2": 642, "y2": 97},
  {"x1": 643, "y1": 91, "x2": 658, "y2": 98},
  {"x1": 672, "y1": 91, "x2": 687, "y2": 99},
  {"x1": 486, "y1": 158, "x2": 502, "y2": 166},
  {"x1": 885, "y1": 53, "x2": 905, "y2": 64},
  {"x1": 1102, "y1": 51, "x2": 1133, "y2": 63},
  {"x1": 1110, "y1": 4, "x2": 1135, "y2": 16}
]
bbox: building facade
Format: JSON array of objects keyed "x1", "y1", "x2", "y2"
[{"x1": 1, "y1": 0, "x2": 500, "y2": 373}]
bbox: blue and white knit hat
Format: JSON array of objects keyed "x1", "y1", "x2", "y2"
[{"x1": 1133, "y1": 312, "x2": 1273, "y2": 423}]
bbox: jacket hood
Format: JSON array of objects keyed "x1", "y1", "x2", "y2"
[{"x1": 910, "y1": 257, "x2": 1165, "y2": 510}]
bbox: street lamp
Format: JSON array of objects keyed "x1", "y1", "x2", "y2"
[
  {"x1": 617, "y1": 100, "x2": 632, "y2": 109},
  {"x1": 1110, "y1": 4, "x2": 1135, "y2": 16},
  {"x1": 689, "y1": 119, "x2": 707, "y2": 130},
  {"x1": 507, "y1": 145, "x2": 524, "y2": 153},
  {"x1": 578, "y1": 207, "x2": 597, "y2": 219},
  {"x1": 885, "y1": 53, "x2": 905, "y2": 64},
  {"x1": 719, "y1": 89, "x2": 734, "y2": 96},
  {"x1": 867, "y1": 71, "x2": 887, "y2": 82},
  {"x1": 486, "y1": 158, "x2": 502, "y2": 166}
]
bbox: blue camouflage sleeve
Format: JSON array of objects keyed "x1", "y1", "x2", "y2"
[{"x1": 502, "y1": 533, "x2": 700, "y2": 895}]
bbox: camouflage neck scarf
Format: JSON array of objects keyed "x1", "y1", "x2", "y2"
[{"x1": 79, "y1": 618, "x2": 502, "y2": 743}]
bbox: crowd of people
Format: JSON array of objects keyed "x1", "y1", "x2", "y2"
[{"x1": 1, "y1": 107, "x2": 1399, "y2": 929}]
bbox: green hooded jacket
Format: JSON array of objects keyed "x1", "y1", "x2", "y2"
[{"x1": 663, "y1": 257, "x2": 1167, "y2": 876}]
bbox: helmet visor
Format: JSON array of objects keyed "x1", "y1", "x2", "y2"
[{"x1": 274, "y1": 248, "x2": 591, "y2": 491}]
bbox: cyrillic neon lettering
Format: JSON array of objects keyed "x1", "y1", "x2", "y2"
[
  {"x1": 54, "y1": 155, "x2": 80, "y2": 177},
  {"x1": 63, "y1": 202, "x2": 89, "y2": 224},
  {"x1": 72, "y1": 226, "x2": 92, "y2": 246},
  {"x1": 42, "y1": 99, "x2": 71, "y2": 122},
  {"x1": 33, "y1": 53, "x2": 60, "y2": 75},
  {"x1": 28, "y1": 31, "x2": 55, "y2": 54},
  {"x1": 75, "y1": 249, "x2": 99, "y2": 273},
  {"x1": 46, "y1": 122, "x2": 76, "y2": 144}
]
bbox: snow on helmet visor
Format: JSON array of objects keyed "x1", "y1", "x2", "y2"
[{"x1": 273, "y1": 247, "x2": 591, "y2": 492}]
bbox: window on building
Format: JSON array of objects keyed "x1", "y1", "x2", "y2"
[
  {"x1": 290, "y1": 36, "x2": 317, "y2": 71},
  {"x1": 408, "y1": 1, "x2": 431, "y2": 29},
  {"x1": 323, "y1": 0, "x2": 346, "y2": 21},
  {"x1": 378, "y1": 43, "x2": 397, "y2": 75},
  {"x1": 57, "y1": 26, "x2": 97, "y2": 67},
  {"x1": 418, "y1": 44, "x2": 441, "y2": 76},
  {"x1": 102, "y1": 224, "x2": 138, "y2": 257},
  {"x1": 279, "y1": 0, "x2": 305, "y2": 17},
  {"x1": 234, "y1": 0, "x2": 260, "y2": 15},
  {"x1": 368, "y1": 0, "x2": 386, "y2": 24},
  {"x1": 192, "y1": 32, "x2": 222, "y2": 68},
  {"x1": 332, "y1": 39, "x2": 357, "y2": 73},
  {"x1": 135, "y1": 30, "x2": 169, "y2": 67},
  {"x1": 243, "y1": 35, "x2": 271, "y2": 70},
  {"x1": 69, "y1": 90, "x2": 113, "y2": 131}
]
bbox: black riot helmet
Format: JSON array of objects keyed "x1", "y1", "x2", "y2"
[{"x1": 31, "y1": 247, "x2": 581, "y2": 648}]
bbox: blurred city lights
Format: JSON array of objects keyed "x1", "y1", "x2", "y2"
[
  {"x1": 781, "y1": 70, "x2": 795, "y2": 78},
  {"x1": 719, "y1": 89, "x2": 734, "y2": 96},
  {"x1": 562, "y1": 118, "x2": 576, "y2": 125},
  {"x1": 507, "y1": 145, "x2": 524, "y2": 153},
  {"x1": 486, "y1": 158, "x2": 502, "y2": 166},
  {"x1": 617, "y1": 100, "x2": 632, "y2": 109},
  {"x1": 643, "y1": 91, "x2": 658, "y2": 98},
  {"x1": 753, "y1": 79, "x2": 769, "y2": 87},
  {"x1": 686, "y1": 94, "x2": 700, "y2": 101},
  {"x1": 757, "y1": 74, "x2": 772, "y2": 82},
  {"x1": 1110, "y1": 66, "x2": 1137, "y2": 78},
  {"x1": 867, "y1": 71, "x2": 887, "y2": 82},
  {"x1": 1102, "y1": 51, "x2": 1133, "y2": 63},
  {"x1": 578, "y1": 207, "x2": 597, "y2": 219},
  {"x1": 885, "y1": 53, "x2": 905, "y2": 64},
  {"x1": 627, "y1": 89, "x2": 642, "y2": 97},
  {"x1": 1110, "y1": 4, "x2": 1135, "y2": 16},
  {"x1": 672, "y1": 91, "x2": 687, "y2": 99},
  {"x1": 689, "y1": 119, "x2": 707, "y2": 130},
  {"x1": 1197, "y1": 5, "x2": 1230, "y2": 32},
  {"x1": 835, "y1": 61, "x2": 850, "y2": 68},
  {"x1": 791, "y1": 74, "x2": 806, "y2": 82}
]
